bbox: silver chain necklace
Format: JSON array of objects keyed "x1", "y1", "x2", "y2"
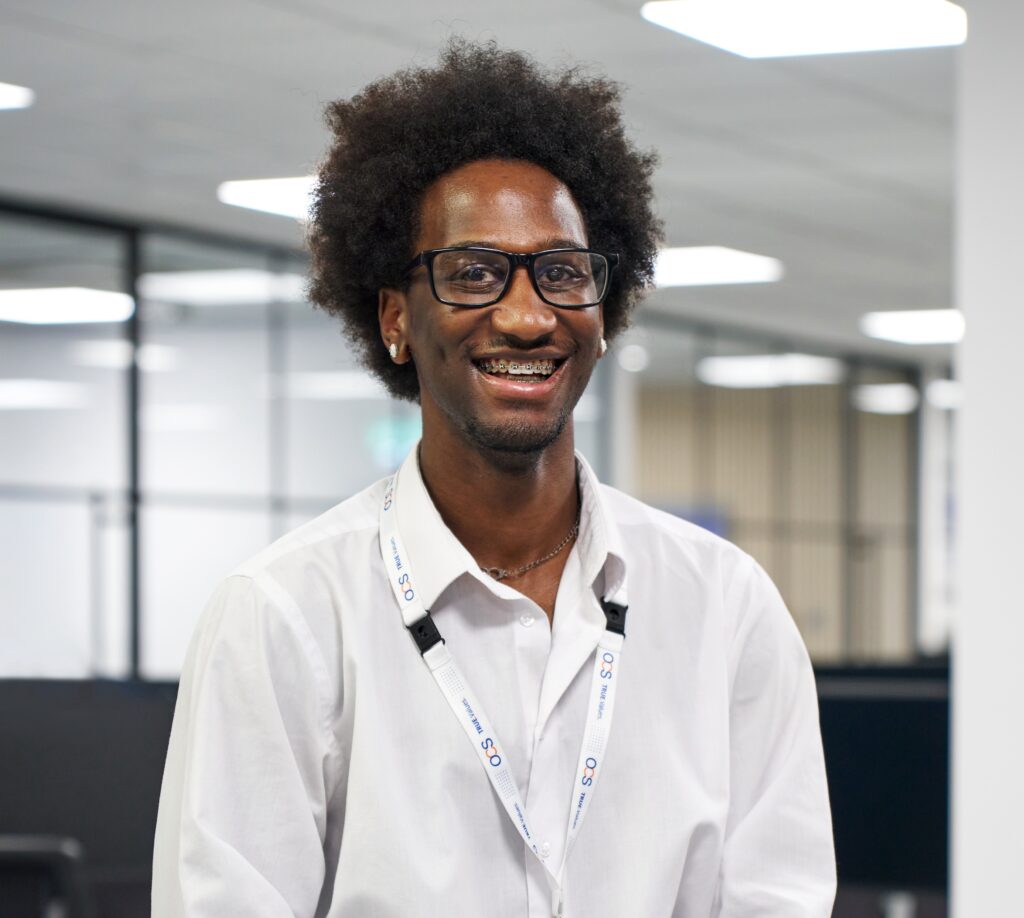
[{"x1": 481, "y1": 510, "x2": 581, "y2": 582}]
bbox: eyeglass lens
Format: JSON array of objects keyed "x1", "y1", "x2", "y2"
[{"x1": 431, "y1": 250, "x2": 608, "y2": 307}]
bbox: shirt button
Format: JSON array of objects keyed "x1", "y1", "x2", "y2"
[
  {"x1": 519, "y1": 614, "x2": 535, "y2": 628},
  {"x1": 540, "y1": 842, "x2": 551, "y2": 859}
]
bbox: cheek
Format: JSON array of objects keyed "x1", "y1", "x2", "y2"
[
  {"x1": 408, "y1": 307, "x2": 472, "y2": 366},
  {"x1": 570, "y1": 310, "x2": 603, "y2": 345}
]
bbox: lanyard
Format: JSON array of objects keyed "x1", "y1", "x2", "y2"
[{"x1": 378, "y1": 469, "x2": 627, "y2": 918}]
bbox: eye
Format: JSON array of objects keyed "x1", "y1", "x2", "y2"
[
  {"x1": 450, "y1": 263, "x2": 503, "y2": 287},
  {"x1": 537, "y1": 259, "x2": 589, "y2": 289},
  {"x1": 435, "y1": 252, "x2": 508, "y2": 291}
]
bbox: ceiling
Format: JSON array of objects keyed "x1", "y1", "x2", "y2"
[{"x1": 0, "y1": 0, "x2": 959, "y2": 364}]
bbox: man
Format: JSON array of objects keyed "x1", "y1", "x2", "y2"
[{"x1": 153, "y1": 41, "x2": 836, "y2": 917}]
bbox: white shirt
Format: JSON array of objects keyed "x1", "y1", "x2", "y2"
[{"x1": 152, "y1": 447, "x2": 836, "y2": 918}]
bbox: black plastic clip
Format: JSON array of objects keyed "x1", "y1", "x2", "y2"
[
  {"x1": 599, "y1": 598, "x2": 628, "y2": 637},
  {"x1": 407, "y1": 613, "x2": 445, "y2": 655}
]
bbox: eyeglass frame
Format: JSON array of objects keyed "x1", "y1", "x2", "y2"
[{"x1": 403, "y1": 246, "x2": 619, "y2": 309}]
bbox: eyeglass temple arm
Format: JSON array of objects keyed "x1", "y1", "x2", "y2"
[{"x1": 403, "y1": 252, "x2": 430, "y2": 275}]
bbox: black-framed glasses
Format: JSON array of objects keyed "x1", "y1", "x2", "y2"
[{"x1": 404, "y1": 246, "x2": 618, "y2": 309}]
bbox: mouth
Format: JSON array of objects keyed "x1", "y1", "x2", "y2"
[{"x1": 473, "y1": 357, "x2": 564, "y2": 384}]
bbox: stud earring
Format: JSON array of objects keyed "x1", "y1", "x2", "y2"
[
  {"x1": 599, "y1": 337, "x2": 607, "y2": 357},
  {"x1": 388, "y1": 342, "x2": 398, "y2": 360}
]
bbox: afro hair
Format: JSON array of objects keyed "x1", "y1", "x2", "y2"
[{"x1": 307, "y1": 39, "x2": 661, "y2": 401}]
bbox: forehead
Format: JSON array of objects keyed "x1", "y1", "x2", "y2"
[{"x1": 414, "y1": 159, "x2": 588, "y2": 252}]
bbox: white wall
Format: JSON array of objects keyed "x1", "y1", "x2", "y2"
[{"x1": 953, "y1": 1, "x2": 1024, "y2": 913}]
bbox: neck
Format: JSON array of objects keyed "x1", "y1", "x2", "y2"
[{"x1": 418, "y1": 422, "x2": 579, "y2": 574}]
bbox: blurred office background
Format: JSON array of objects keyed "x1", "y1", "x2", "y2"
[{"x1": 5, "y1": 1, "x2": 1020, "y2": 916}]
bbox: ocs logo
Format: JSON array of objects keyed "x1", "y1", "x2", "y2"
[
  {"x1": 581, "y1": 756, "x2": 598, "y2": 787},
  {"x1": 481, "y1": 738, "x2": 502, "y2": 767},
  {"x1": 397, "y1": 572, "x2": 415, "y2": 602},
  {"x1": 383, "y1": 484, "x2": 394, "y2": 511},
  {"x1": 599, "y1": 651, "x2": 615, "y2": 680}
]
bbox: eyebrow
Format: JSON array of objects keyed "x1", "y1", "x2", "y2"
[{"x1": 447, "y1": 237, "x2": 587, "y2": 251}]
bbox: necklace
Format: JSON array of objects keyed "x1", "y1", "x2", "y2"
[{"x1": 481, "y1": 509, "x2": 581, "y2": 582}]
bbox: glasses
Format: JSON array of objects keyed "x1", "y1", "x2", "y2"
[{"x1": 404, "y1": 246, "x2": 618, "y2": 309}]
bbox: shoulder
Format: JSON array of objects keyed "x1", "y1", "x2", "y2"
[
  {"x1": 185, "y1": 477, "x2": 390, "y2": 692},
  {"x1": 201, "y1": 477, "x2": 387, "y2": 643},
  {"x1": 229, "y1": 476, "x2": 386, "y2": 583},
  {"x1": 599, "y1": 483, "x2": 756, "y2": 583},
  {"x1": 597, "y1": 484, "x2": 786, "y2": 655}
]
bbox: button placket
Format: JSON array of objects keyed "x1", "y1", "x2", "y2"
[{"x1": 513, "y1": 601, "x2": 551, "y2": 790}]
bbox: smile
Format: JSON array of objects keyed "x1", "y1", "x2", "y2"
[{"x1": 475, "y1": 358, "x2": 561, "y2": 382}]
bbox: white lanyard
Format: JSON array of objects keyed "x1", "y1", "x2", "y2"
[{"x1": 378, "y1": 469, "x2": 627, "y2": 918}]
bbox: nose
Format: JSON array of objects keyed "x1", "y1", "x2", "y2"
[{"x1": 490, "y1": 265, "x2": 557, "y2": 343}]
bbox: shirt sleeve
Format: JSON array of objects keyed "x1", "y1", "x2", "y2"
[
  {"x1": 713, "y1": 556, "x2": 837, "y2": 917},
  {"x1": 152, "y1": 573, "x2": 341, "y2": 918}
]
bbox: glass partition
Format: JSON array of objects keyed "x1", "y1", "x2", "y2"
[
  {"x1": 849, "y1": 365, "x2": 918, "y2": 661},
  {"x1": 0, "y1": 203, "x2": 931, "y2": 678},
  {"x1": 0, "y1": 212, "x2": 130, "y2": 677},
  {"x1": 137, "y1": 235, "x2": 282, "y2": 676},
  {"x1": 283, "y1": 289, "x2": 421, "y2": 511},
  {"x1": 625, "y1": 319, "x2": 918, "y2": 663}
]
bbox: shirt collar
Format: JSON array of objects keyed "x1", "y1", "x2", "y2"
[
  {"x1": 574, "y1": 451, "x2": 628, "y2": 607},
  {"x1": 392, "y1": 443, "x2": 628, "y2": 611}
]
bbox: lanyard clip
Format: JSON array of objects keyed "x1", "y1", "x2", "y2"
[
  {"x1": 407, "y1": 613, "x2": 444, "y2": 655},
  {"x1": 599, "y1": 598, "x2": 628, "y2": 636}
]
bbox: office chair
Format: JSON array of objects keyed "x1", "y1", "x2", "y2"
[{"x1": 0, "y1": 835, "x2": 95, "y2": 918}]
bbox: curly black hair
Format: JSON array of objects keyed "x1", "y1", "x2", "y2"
[{"x1": 307, "y1": 39, "x2": 662, "y2": 402}]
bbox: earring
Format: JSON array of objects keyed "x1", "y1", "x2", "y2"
[
  {"x1": 388, "y1": 342, "x2": 398, "y2": 360},
  {"x1": 599, "y1": 337, "x2": 607, "y2": 357}
]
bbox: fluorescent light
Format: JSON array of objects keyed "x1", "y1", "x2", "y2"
[
  {"x1": 697, "y1": 352, "x2": 843, "y2": 388},
  {"x1": 217, "y1": 177, "x2": 315, "y2": 220},
  {"x1": 0, "y1": 379, "x2": 88, "y2": 410},
  {"x1": 70, "y1": 340, "x2": 178, "y2": 372},
  {"x1": 926, "y1": 378, "x2": 962, "y2": 410},
  {"x1": 860, "y1": 309, "x2": 965, "y2": 345},
  {"x1": 853, "y1": 383, "x2": 920, "y2": 414},
  {"x1": 0, "y1": 288, "x2": 134, "y2": 324},
  {"x1": 0, "y1": 81, "x2": 34, "y2": 110},
  {"x1": 139, "y1": 269, "x2": 306, "y2": 307},
  {"x1": 655, "y1": 246, "x2": 783, "y2": 287},
  {"x1": 641, "y1": 0, "x2": 967, "y2": 58},
  {"x1": 285, "y1": 371, "x2": 389, "y2": 401},
  {"x1": 616, "y1": 343, "x2": 650, "y2": 373}
]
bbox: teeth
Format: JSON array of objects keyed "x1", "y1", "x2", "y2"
[{"x1": 479, "y1": 358, "x2": 557, "y2": 377}]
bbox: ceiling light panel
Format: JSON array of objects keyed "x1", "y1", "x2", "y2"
[
  {"x1": 0, "y1": 81, "x2": 34, "y2": 110},
  {"x1": 0, "y1": 379, "x2": 88, "y2": 410},
  {"x1": 926, "y1": 378, "x2": 962, "y2": 410},
  {"x1": 217, "y1": 177, "x2": 315, "y2": 220},
  {"x1": 655, "y1": 246, "x2": 784, "y2": 287},
  {"x1": 139, "y1": 269, "x2": 306, "y2": 307},
  {"x1": 70, "y1": 340, "x2": 178, "y2": 372},
  {"x1": 641, "y1": 0, "x2": 967, "y2": 58},
  {"x1": 697, "y1": 353, "x2": 844, "y2": 388},
  {"x1": 860, "y1": 309, "x2": 965, "y2": 345},
  {"x1": 852, "y1": 382, "x2": 920, "y2": 414},
  {"x1": 616, "y1": 344, "x2": 651, "y2": 373},
  {"x1": 0, "y1": 288, "x2": 135, "y2": 324}
]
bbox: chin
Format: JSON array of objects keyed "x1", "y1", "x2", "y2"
[{"x1": 463, "y1": 409, "x2": 571, "y2": 456}]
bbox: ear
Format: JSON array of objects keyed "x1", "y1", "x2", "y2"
[
  {"x1": 596, "y1": 304, "x2": 606, "y2": 359},
  {"x1": 378, "y1": 287, "x2": 411, "y2": 364}
]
